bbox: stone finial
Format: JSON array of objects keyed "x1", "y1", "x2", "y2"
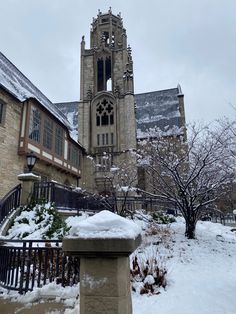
[
  {"x1": 109, "y1": 7, "x2": 112, "y2": 14},
  {"x1": 177, "y1": 83, "x2": 184, "y2": 96},
  {"x1": 87, "y1": 87, "x2": 92, "y2": 100},
  {"x1": 114, "y1": 85, "x2": 120, "y2": 97},
  {"x1": 127, "y1": 45, "x2": 132, "y2": 55}
]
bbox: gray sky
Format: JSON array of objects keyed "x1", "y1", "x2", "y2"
[{"x1": 0, "y1": 0, "x2": 235, "y2": 123}]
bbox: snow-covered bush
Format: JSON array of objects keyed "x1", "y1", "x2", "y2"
[
  {"x1": 7, "y1": 201, "x2": 69, "y2": 240},
  {"x1": 152, "y1": 212, "x2": 176, "y2": 224},
  {"x1": 130, "y1": 247, "x2": 167, "y2": 295}
]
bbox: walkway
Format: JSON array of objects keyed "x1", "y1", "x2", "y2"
[{"x1": 0, "y1": 299, "x2": 69, "y2": 314}]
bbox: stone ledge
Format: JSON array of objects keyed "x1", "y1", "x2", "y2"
[
  {"x1": 18, "y1": 173, "x2": 41, "y2": 182},
  {"x1": 63, "y1": 234, "x2": 141, "y2": 257}
]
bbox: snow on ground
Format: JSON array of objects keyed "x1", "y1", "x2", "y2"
[
  {"x1": 133, "y1": 218, "x2": 236, "y2": 314},
  {"x1": 0, "y1": 215, "x2": 236, "y2": 314}
]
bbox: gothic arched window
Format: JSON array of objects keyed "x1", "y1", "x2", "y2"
[{"x1": 96, "y1": 99, "x2": 114, "y2": 126}]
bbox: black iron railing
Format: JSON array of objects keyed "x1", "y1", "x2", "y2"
[
  {"x1": 0, "y1": 239, "x2": 79, "y2": 294},
  {"x1": 0, "y1": 184, "x2": 21, "y2": 225},
  {"x1": 33, "y1": 181, "x2": 114, "y2": 212}
]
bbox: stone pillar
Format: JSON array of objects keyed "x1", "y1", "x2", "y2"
[
  {"x1": 63, "y1": 227, "x2": 141, "y2": 314},
  {"x1": 18, "y1": 173, "x2": 41, "y2": 205}
]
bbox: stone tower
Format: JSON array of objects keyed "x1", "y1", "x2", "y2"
[{"x1": 78, "y1": 9, "x2": 137, "y2": 193}]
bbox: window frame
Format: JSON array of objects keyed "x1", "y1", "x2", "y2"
[
  {"x1": 43, "y1": 117, "x2": 54, "y2": 150},
  {"x1": 29, "y1": 105, "x2": 41, "y2": 143},
  {"x1": 0, "y1": 101, "x2": 6, "y2": 126},
  {"x1": 55, "y1": 125, "x2": 64, "y2": 157}
]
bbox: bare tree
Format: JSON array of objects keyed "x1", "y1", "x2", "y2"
[
  {"x1": 138, "y1": 123, "x2": 235, "y2": 239},
  {"x1": 87, "y1": 151, "x2": 138, "y2": 216},
  {"x1": 99, "y1": 151, "x2": 138, "y2": 216}
]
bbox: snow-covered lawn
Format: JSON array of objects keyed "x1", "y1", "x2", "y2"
[
  {"x1": 1, "y1": 216, "x2": 236, "y2": 314},
  {"x1": 133, "y1": 218, "x2": 236, "y2": 314}
]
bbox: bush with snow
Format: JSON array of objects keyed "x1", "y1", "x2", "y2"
[
  {"x1": 152, "y1": 212, "x2": 176, "y2": 224},
  {"x1": 6, "y1": 201, "x2": 69, "y2": 240},
  {"x1": 130, "y1": 249, "x2": 167, "y2": 295}
]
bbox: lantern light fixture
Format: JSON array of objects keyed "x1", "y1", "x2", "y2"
[{"x1": 26, "y1": 151, "x2": 38, "y2": 173}]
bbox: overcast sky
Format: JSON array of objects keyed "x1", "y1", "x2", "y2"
[{"x1": 0, "y1": 0, "x2": 235, "y2": 123}]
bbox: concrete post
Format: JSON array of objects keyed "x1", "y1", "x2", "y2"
[
  {"x1": 18, "y1": 173, "x2": 41, "y2": 205},
  {"x1": 63, "y1": 217, "x2": 141, "y2": 314}
]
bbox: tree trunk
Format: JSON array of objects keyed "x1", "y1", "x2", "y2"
[{"x1": 185, "y1": 219, "x2": 196, "y2": 239}]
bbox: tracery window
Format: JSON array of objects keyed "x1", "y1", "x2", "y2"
[{"x1": 96, "y1": 99, "x2": 114, "y2": 126}]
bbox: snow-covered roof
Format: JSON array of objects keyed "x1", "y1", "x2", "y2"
[
  {"x1": 54, "y1": 101, "x2": 80, "y2": 142},
  {"x1": 55, "y1": 101, "x2": 79, "y2": 128},
  {"x1": 0, "y1": 51, "x2": 72, "y2": 132},
  {"x1": 135, "y1": 88, "x2": 183, "y2": 139},
  {"x1": 54, "y1": 88, "x2": 184, "y2": 141}
]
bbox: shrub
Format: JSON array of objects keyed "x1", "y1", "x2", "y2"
[
  {"x1": 130, "y1": 245, "x2": 167, "y2": 295},
  {"x1": 152, "y1": 212, "x2": 176, "y2": 224},
  {"x1": 7, "y1": 201, "x2": 69, "y2": 240}
]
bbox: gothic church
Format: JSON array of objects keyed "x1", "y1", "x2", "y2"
[{"x1": 0, "y1": 9, "x2": 186, "y2": 198}]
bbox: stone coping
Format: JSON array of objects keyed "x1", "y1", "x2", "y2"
[
  {"x1": 63, "y1": 234, "x2": 142, "y2": 257},
  {"x1": 18, "y1": 173, "x2": 41, "y2": 181}
]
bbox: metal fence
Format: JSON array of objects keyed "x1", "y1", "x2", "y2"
[
  {"x1": 0, "y1": 239, "x2": 79, "y2": 294},
  {"x1": 0, "y1": 184, "x2": 21, "y2": 225},
  {"x1": 33, "y1": 181, "x2": 113, "y2": 212}
]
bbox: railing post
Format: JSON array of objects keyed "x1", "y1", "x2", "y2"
[
  {"x1": 18, "y1": 173, "x2": 41, "y2": 206},
  {"x1": 63, "y1": 211, "x2": 141, "y2": 314}
]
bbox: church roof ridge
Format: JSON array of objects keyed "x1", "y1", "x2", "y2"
[{"x1": 135, "y1": 87, "x2": 179, "y2": 97}]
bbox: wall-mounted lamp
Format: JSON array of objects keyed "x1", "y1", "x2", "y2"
[{"x1": 26, "y1": 151, "x2": 38, "y2": 173}]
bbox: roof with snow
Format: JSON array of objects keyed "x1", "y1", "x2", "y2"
[
  {"x1": 135, "y1": 87, "x2": 183, "y2": 139},
  {"x1": 0, "y1": 51, "x2": 73, "y2": 134},
  {"x1": 55, "y1": 101, "x2": 79, "y2": 128},
  {"x1": 54, "y1": 87, "x2": 184, "y2": 141}
]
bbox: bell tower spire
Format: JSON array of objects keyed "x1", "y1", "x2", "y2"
[{"x1": 79, "y1": 10, "x2": 137, "y2": 193}]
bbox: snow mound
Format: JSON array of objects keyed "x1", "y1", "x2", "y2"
[{"x1": 67, "y1": 210, "x2": 141, "y2": 239}]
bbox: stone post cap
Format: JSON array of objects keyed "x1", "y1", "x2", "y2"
[
  {"x1": 18, "y1": 173, "x2": 41, "y2": 182},
  {"x1": 63, "y1": 210, "x2": 142, "y2": 257}
]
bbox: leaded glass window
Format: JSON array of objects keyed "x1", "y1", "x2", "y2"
[
  {"x1": 29, "y1": 106, "x2": 41, "y2": 143},
  {"x1": 43, "y1": 117, "x2": 53, "y2": 150},
  {"x1": 55, "y1": 126, "x2": 63, "y2": 156}
]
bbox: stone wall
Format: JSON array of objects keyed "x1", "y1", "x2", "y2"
[
  {"x1": 78, "y1": 100, "x2": 91, "y2": 151},
  {"x1": 80, "y1": 155, "x2": 96, "y2": 193},
  {"x1": 0, "y1": 90, "x2": 25, "y2": 198}
]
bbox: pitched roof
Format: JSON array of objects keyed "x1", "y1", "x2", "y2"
[
  {"x1": 0, "y1": 51, "x2": 72, "y2": 132},
  {"x1": 54, "y1": 101, "x2": 79, "y2": 141},
  {"x1": 54, "y1": 87, "x2": 184, "y2": 141},
  {"x1": 135, "y1": 87, "x2": 182, "y2": 139},
  {"x1": 55, "y1": 101, "x2": 79, "y2": 128}
]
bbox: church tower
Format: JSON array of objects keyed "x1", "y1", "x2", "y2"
[{"x1": 79, "y1": 9, "x2": 137, "y2": 193}]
